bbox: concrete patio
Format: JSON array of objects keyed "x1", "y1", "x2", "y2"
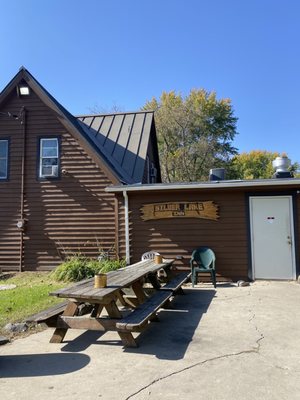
[{"x1": 0, "y1": 281, "x2": 299, "y2": 400}]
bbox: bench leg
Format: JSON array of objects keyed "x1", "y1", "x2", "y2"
[
  {"x1": 50, "y1": 301, "x2": 78, "y2": 343},
  {"x1": 147, "y1": 273, "x2": 161, "y2": 290},
  {"x1": 118, "y1": 331, "x2": 138, "y2": 348},
  {"x1": 131, "y1": 280, "x2": 147, "y2": 304},
  {"x1": 91, "y1": 304, "x2": 104, "y2": 318},
  {"x1": 149, "y1": 312, "x2": 159, "y2": 322},
  {"x1": 115, "y1": 290, "x2": 127, "y2": 307},
  {"x1": 104, "y1": 300, "x2": 122, "y2": 318},
  {"x1": 174, "y1": 287, "x2": 185, "y2": 295}
]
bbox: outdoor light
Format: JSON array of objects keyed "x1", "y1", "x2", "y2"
[
  {"x1": 16, "y1": 219, "x2": 25, "y2": 230},
  {"x1": 18, "y1": 85, "x2": 30, "y2": 96}
]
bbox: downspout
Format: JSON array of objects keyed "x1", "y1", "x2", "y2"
[
  {"x1": 123, "y1": 190, "x2": 130, "y2": 265},
  {"x1": 19, "y1": 107, "x2": 26, "y2": 272}
]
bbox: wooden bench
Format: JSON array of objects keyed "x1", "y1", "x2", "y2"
[
  {"x1": 116, "y1": 272, "x2": 191, "y2": 347},
  {"x1": 160, "y1": 271, "x2": 191, "y2": 293},
  {"x1": 26, "y1": 301, "x2": 68, "y2": 327},
  {"x1": 116, "y1": 290, "x2": 172, "y2": 333}
]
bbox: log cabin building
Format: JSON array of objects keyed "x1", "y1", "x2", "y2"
[
  {"x1": 1, "y1": 68, "x2": 299, "y2": 281},
  {"x1": 0, "y1": 68, "x2": 160, "y2": 272},
  {"x1": 107, "y1": 179, "x2": 300, "y2": 281}
]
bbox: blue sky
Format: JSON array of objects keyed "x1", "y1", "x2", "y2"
[{"x1": 0, "y1": 0, "x2": 299, "y2": 163}]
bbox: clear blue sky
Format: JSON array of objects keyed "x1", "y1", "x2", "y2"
[{"x1": 0, "y1": 0, "x2": 299, "y2": 162}]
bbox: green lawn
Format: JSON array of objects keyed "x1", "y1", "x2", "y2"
[{"x1": 0, "y1": 272, "x2": 66, "y2": 334}]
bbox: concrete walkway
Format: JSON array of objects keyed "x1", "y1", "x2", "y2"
[{"x1": 0, "y1": 281, "x2": 299, "y2": 400}]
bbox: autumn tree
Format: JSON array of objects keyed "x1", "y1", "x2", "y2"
[
  {"x1": 143, "y1": 90, "x2": 238, "y2": 182},
  {"x1": 227, "y1": 150, "x2": 299, "y2": 179}
]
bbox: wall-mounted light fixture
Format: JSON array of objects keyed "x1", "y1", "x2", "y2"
[
  {"x1": 17, "y1": 219, "x2": 26, "y2": 231},
  {"x1": 18, "y1": 85, "x2": 30, "y2": 96}
]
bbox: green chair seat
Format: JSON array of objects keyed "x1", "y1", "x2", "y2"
[{"x1": 190, "y1": 247, "x2": 216, "y2": 288}]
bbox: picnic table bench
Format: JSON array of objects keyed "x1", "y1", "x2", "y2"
[
  {"x1": 160, "y1": 271, "x2": 191, "y2": 293},
  {"x1": 115, "y1": 270, "x2": 191, "y2": 347},
  {"x1": 26, "y1": 301, "x2": 68, "y2": 327},
  {"x1": 47, "y1": 260, "x2": 190, "y2": 348}
]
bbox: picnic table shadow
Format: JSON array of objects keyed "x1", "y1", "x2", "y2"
[
  {"x1": 61, "y1": 288, "x2": 216, "y2": 360},
  {"x1": 0, "y1": 353, "x2": 90, "y2": 378}
]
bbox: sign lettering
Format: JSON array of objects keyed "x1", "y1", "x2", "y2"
[{"x1": 140, "y1": 201, "x2": 219, "y2": 221}]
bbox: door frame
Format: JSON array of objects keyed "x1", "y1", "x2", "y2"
[{"x1": 247, "y1": 192, "x2": 298, "y2": 280}]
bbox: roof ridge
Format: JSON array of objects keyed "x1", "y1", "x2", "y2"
[{"x1": 76, "y1": 110, "x2": 154, "y2": 118}]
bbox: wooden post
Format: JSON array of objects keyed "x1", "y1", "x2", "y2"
[
  {"x1": 49, "y1": 301, "x2": 78, "y2": 343},
  {"x1": 131, "y1": 280, "x2": 147, "y2": 304}
]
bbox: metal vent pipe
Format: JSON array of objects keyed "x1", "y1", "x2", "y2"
[
  {"x1": 272, "y1": 155, "x2": 293, "y2": 178},
  {"x1": 209, "y1": 168, "x2": 225, "y2": 181}
]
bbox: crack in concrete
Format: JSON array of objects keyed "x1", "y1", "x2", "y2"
[
  {"x1": 246, "y1": 301, "x2": 293, "y2": 373},
  {"x1": 125, "y1": 287, "x2": 266, "y2": 400},
  {"x1": 124, "y1": 340, "x2": 263, "y2": 400}
]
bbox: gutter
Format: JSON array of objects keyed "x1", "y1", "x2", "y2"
[
  {"x1": 106, "y1": 178, "x2": 300, "y2": 193},
  {"x1": 19, "y1": 108, "x2": 26, "y2": 272},
  {"x1": 123, "y1": 190, "x2": 130, "y2": 265}
]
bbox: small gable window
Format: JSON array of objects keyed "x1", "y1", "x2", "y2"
[
  {"x1": 0, "y1": 139, "x2": 9, "y2": 180},
  {"x1": 39, "y1": 138, "x2": 59, "y2": 178}
]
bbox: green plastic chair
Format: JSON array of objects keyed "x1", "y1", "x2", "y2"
[{"x1": 190, "y1": 247, "x2": 216, "y2": 288}]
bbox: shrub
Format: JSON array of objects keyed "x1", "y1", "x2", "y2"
[
  {"x1": 51, "y1": 256, "x2": 126, "y2": 282},
  {"x1": 93, "y1": 258, "x2": 126, "y2": 273}
]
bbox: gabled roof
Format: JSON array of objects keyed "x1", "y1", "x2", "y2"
[
  {"x1": 0, "y1": 68, "x2": 158, "y2": 184},
  {"x1": 77, "y1": 111, "x2": 156, "y2": 183}
]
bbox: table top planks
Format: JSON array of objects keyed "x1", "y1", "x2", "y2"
[{"x1": 50, "y1": 259, "x2": 174, "y2": 302}]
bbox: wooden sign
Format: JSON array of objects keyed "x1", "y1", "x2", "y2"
[{"x1": 141, "y1": 201, "x2": 219, "y2": 221}]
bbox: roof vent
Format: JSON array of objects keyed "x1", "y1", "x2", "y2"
[
  {"x1": 272, "y1": 154, "x2": 293, "y2": 178},
  {"x1": 209, "y1": 168, "x2": 225, "y2": 181}
]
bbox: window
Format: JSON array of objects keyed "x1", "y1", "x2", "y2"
[
  {"x1": 39, "y1": 138, "x2": 59, "y2": 178},
  {"x1": 0, "y1": 139, "x2": 9, "y2": 179}
]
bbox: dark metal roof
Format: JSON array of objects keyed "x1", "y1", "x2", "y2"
[{"x1": 77, "y1": 111, "x2": 155, "y2": 184}]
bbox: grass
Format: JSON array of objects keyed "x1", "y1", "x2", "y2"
[
  {"x1": 0, "y1": 272, "x2": 65, "y2": 335},
  {"x1": 0, "y1": 257, "x2": 126, "y2": 338}
]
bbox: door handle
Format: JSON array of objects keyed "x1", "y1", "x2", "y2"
[{"x1": 287, "y1": 236, "x2": 292, "y2": 245}]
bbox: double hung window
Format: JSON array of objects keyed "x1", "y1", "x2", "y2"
[
  {"x1": 39, "y1": 138, "x2": 59, "y2": 178},
  {"x1": 0, "y1": 139, "x2": 9, "y2": 179}
]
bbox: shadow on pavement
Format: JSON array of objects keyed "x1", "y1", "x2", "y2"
[
  {"x1": 0, "y1": 353, "x2": 90, "y2": 378},
  {"x1": 124, "y1": 288, "x2": 215, "y2": 360},
  {"x1": 61, "y1": 330, "x2": 116, "y2": 352},
  {"x1": 59, "y1": 288, "x2": 215, "y2": 360}
]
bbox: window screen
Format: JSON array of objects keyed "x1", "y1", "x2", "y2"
[{"x1": 39, "y1": 138, "x2": 59, "y2": 178}]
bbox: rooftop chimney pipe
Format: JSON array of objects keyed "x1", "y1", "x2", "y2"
[
  {"x1": 209, "y1": 168, "x2": 225, "y2": 181},
  {"x1": 272, "y1": 154, "x2": 293, "y2": 178}
]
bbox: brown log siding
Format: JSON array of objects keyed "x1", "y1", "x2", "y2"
[
  {"x1": 125, "y1": 190, "x2": 247, "y2": 280},
  {"x1": 124, "y1": 187, "x2": 300, "y2": 281},
  {"x1": 0, "y1": 88, "x2": 117, "y2": 271}
]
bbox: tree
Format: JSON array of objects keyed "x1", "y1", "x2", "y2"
[
  {"x1": 143, "y1": 90, "x2": 238, "y2": 182},
  {"x1": 227, "y1": 150, "x2": 299, "y2": 179},
  {"x1": 88, "y1": 102, "x2": 124, "y2": 114}
]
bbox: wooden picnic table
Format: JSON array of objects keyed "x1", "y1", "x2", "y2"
[{"x1": 49, "y1": 258, "x2": 185, "y2": 347}]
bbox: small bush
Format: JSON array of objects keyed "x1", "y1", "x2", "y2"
[{"x1": 51, "y1": 256, "x2": 126, "y2": 282}]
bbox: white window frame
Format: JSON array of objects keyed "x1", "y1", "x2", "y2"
[
  {"x1": 39, "y1": 138, "x2": 59, "y2": 178},
  {"x1": 0, "y1": 139, "x2": 9, "y2": 180}
]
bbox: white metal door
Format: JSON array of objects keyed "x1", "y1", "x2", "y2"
[{"x1": 249, "y1": 196, "x2": 296, "y2": 279}]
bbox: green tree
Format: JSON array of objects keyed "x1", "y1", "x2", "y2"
[
  {"x1": 143, "y1": 90, "x2": 238, "y2": 182},
  {"x1": 228, "y1": 150, "x2": 299, "y2": 179}
]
